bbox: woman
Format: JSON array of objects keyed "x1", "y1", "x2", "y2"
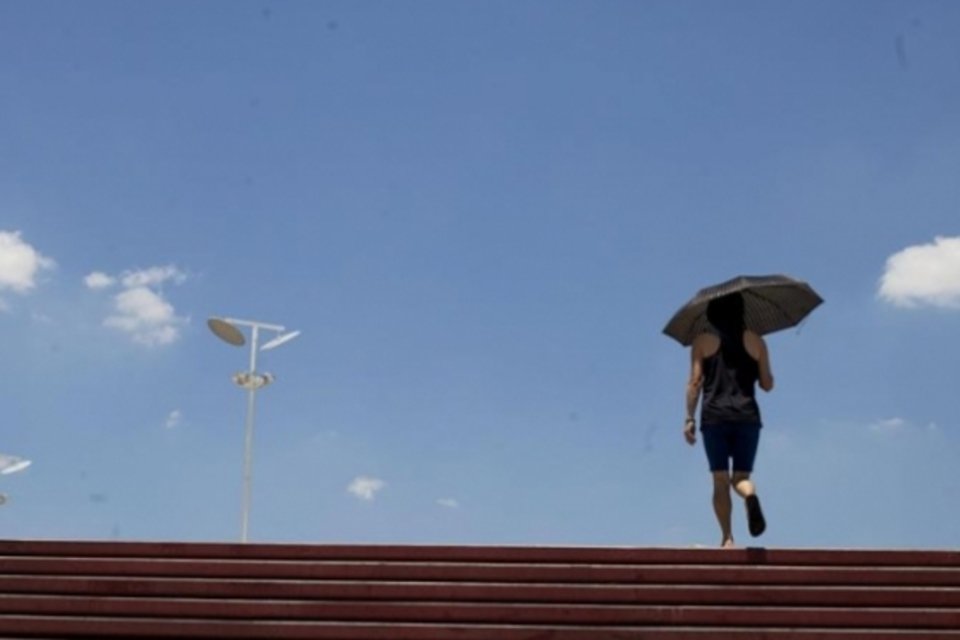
[{"x1": 683, "y1": 293, "x2": 773, "y2": 548}]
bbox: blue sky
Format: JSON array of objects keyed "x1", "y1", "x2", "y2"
[{"x1": 2, "y1": 1, "x2": 959, "y2": 548}]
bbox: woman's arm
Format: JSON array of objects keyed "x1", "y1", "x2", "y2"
[
  {"x1": 745, "y1": 331, "x2": 775, "y2": 392},
  {"x1": 684, "y1": 340, "x2": 704, "y2": 444}
]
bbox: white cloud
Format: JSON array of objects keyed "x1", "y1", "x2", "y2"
[
  {"x1": 437, "y1": 498, "x2": 460, "y2": 509},
  {"x1": 347, "y1": 476, "x2": 386, "y2": 501},
  {"x1": 121, "y1": 266, "x2": 186, "y2": 289},
  {"x1": 0, "y1": 231, "x2": 55, "y2": 294},
  {"x1": 165, "y1": 410, "x2": 182, "y2": 429},
  {"x1": 103, "y1": 286, "x2": 185, "y2": 346},
  {"x1": 879, "y1": 236, "x2": 960, "y2": 308},
  {"x1": 89, "y1": 265, "x2": 188, "y2": 347},
  {"x1": 84, "y1": 272, "x2": 116, "y2": 289},
  {"x1": 869, "y1": 417, "x2": 907, "y2": 434},
  {"x1": 866, "y1": 417, "x2": 941, "y2": 437}
]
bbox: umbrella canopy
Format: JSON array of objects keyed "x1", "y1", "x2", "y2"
[{"x1": 663, "y1": 274, "x2": 823, "y2": 346}]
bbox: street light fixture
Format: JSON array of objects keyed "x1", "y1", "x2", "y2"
[
  {"x1": 0, "y1": 454, "x2": 32, "y2": 476},
  {"x1": 0, "y1": 453, "x2": 32, "y2": 506},
  {"x1": 207, "y1": 316, "x2": 300, "y2": 542}
]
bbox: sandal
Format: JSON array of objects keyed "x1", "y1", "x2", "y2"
[{"x1": 746, "y1": 494, "x2": 766, "y2": 537}]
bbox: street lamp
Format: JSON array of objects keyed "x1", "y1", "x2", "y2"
[
  {"x1": 208, "y1": 316, "x2": 300, "y2": 542},
  {"x1": 0, "y1": 453, "x2": 32, "y2": 506}
]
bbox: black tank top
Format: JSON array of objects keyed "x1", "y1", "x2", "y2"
[{"x1": 700, "y1": 331, "x2": 762, "y2": 426}]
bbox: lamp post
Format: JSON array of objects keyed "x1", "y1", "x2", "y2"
[{"x1": 208, "y1": 317, "x2": 300, "y2": 542}]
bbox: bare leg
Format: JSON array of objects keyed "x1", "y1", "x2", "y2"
[
  {"x1": 731, "y1": 472, "x2": 755, "y2": 499},
  {"x1": 711, "y1": 471, "x2": 734, "y2": 547}
]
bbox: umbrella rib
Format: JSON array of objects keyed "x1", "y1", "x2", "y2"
[{"x1": 743, "y1": 285, "x2": 805, "y2": 326}]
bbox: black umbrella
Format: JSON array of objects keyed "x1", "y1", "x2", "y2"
[{"x1": 663, "y1": 274, "x2": 823, "y2": 346}]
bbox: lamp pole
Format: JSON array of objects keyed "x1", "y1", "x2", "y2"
[{"x1": 208, "y1": 317, "x2": 299, "y2": 542}]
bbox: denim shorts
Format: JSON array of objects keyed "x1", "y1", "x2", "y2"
[{"x1": 701, "y1": 422, "x2": 761, "y2": 473}]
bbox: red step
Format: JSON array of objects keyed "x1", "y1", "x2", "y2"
[
  {"x1": 0, "y1": 540, "x2": 957, "y2": 639},
  {"x1": 2, "y1": 576, "x2": 958, "y2": 607}
]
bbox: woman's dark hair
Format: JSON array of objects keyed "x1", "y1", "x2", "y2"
[{"x1": 706, "y1": 292, "x2": 745, "y2": 335}]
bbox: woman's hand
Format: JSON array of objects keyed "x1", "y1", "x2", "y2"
[{"x1": 683, "y1": 418, "x2": 697, "y2": 445}]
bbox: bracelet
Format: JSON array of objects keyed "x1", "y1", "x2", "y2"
[{"x1": 685, "y1": 417, "x2": 696, "y2": 424}]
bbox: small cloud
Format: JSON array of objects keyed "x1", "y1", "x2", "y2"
[
  {"x1": 866, "y1": 417, "x2": 939, "y2": 437},
  {"x1": 165, "y1": 410, "x2": 182, "y2": 429},
  {"x1": 31, "y1": 311, "x2": 54, "y2": 324},
  {"x1": 84, "y1": 272, "x2": 116, "y2": 289},
  {"x1": 0, "y1": 230, "x2": 55, "y2": 294},
  {"x1": 869, "y1": 417, "x2": 907, "y2": 433},
  {"x1": 120, "y1": 265, "x2": 186, "y2": 289},
  {"x1": 879, "y1": 236, "x2": 960, "y2": 308},
  {"x1": 347, "y1": 476, "x2": 385, "y2": 501},
  {"x1": 103, "y1": 286, "x2": 185, "y2": 346},
  {"x1": 89, "y1": 265, "x2": 189, "y2": 347},
  {"x1": 437, "y1": 498, "x2": 460, "y2": 509}
]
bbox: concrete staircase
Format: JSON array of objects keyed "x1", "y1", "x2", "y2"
[{"x1": 0, "y1": 540, "x2": 958, "y2": 638}]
